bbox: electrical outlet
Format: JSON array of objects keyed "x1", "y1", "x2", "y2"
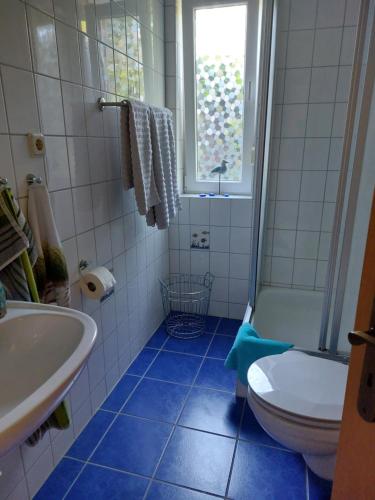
[{"x1": 27, "y1": 133, "x2": 46, "y2": 156}]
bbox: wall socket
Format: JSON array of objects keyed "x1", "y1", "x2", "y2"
[{"x1": 27, "y1": 133, "x2": 46, "y2": 156}]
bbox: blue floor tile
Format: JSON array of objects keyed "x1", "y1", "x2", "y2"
[
  {"x1": 101, "y1": 374, "x2": 140, "y2": 412},
  {"x1": 206, "y1": 335, "x2": 234, "y2": 359},
  {"x1": 34, "y1": 458, "x2": 83, "y2": 500},
  {"x1": 195, "y1": 358, "x2": 237, "y2": 392},
  {"x1": 67, "y1": 410, "x2": 115, "y2": 461},
  {"x1": 123, "y1": 378, "x2": 189, "y2": 423},
  {"x1": 147, "y1": 481, "x2": 219, "y2": 499},
  {"x1": 65, "y1": 464, "x2": 149, "y2": 499},
  {"x1": 146, "y1": 351, "x2": 202, "y2": 385},
  {"x1": 127, "y1": 348, "x2": 158, "y2": 376},
  {"x1": 239, "y1": 405, "x2": 286, "y2": 449},
  {"x1": 308, "y1": 469, "x2": 332, "y2": 500},
  {"x1": 229, "y1": 441, "x2": 306, "y2": 499},
  {"x1": 216, "y1": 318, "x2": 242, "y2": 336},
  {"x1": 146, "y1": 325, "x2": 169, "y2": 349},
  {"x1": 156, "y1": 427, "x2": 235, "y2": 496},
  {"x1": 178, "y1": 387, "x2": 243, "y2": 437},
  {"x1": 163, "y1": 334, "x2": 212, "y2": 356},
  {"x1": 204, "y1": 315, "x2": 221, "y2": 332},
  {"x1": 91, "y1": 414, "x2": 172, "y2": 476}
]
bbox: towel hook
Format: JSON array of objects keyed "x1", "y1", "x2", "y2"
[
  {"x1": 26, "y1": 173, "x2": 42, "y2": 185},
  {"x1": 0, "y1": 177, "x2": 8, "y2": 185}
]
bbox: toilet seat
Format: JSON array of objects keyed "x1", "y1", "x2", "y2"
[{"x1": 247, "y1": 351, "x2": 348, "y2": 422}]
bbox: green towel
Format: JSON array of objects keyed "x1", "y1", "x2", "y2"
[{"x1": 225, "y1": 323, "x2": 294, "y2": 385}]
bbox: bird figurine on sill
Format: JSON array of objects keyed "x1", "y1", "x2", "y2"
[{"x1": 210, "y1": 160, "x2": 229, "y2": 195}]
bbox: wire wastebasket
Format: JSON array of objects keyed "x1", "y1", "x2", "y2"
[{"x1": 159, "y1": 272, "x2": 215, "y2": 339}]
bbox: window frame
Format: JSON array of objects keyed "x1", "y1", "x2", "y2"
[{"x1": 182, "y1": 0, "x2": 260, "y2": 195}]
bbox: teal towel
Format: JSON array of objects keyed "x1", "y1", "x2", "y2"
[{"x1": 224, "y1": 323, "x2": 293, "y2": 385}]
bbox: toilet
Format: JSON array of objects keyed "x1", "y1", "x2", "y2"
[{"x1": 247, "y1": 350, "x2": 348, "y2": 480}]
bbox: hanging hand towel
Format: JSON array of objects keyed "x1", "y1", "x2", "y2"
[
  {"x1": 0, "y1": 187, "x2": 38, "y2": 301},
  {"x1": 27, "y1": 184, "x2": 70, "y2": 307},
  {"x1": 121, "y1": 100, "x2": 160, "y2": 215},
  {"x1": 146, "y1": 106, "x2": 181, "y2": 229}
]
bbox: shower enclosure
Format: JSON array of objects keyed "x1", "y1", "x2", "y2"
[{"x1": 247, "y1": 0, "x2": 371, "y2": 357}]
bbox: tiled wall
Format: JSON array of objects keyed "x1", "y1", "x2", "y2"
[
  {"x1": 169, "y1": 196, "x2": 253, "y2": 319},
  {"x1": 0, "y1": 0, "x2": 167, "y2": 498},
  {"x1": 261, "y1": 0, "x2": 359, "y2": 290}
]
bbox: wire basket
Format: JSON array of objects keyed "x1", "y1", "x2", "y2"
[{"x1": 159, "y1": 272, "x2": 215, "y2": 339}]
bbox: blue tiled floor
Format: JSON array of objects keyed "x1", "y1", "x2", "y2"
[{"x1": 36, "y1": 315, "x2": 332, "y2": 499}]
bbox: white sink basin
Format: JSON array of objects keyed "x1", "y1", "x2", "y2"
[{"x1": 0, "y1": 301, "x2": 97, "y2": 456}]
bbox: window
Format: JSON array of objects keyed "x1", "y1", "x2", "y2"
[{"x1": 183, "y1": 0, "x2": 259, "y2": 194}]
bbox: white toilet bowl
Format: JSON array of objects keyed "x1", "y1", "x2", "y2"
[{"x1": 247, "y1": 350, "x2": 348, "y2": 480}]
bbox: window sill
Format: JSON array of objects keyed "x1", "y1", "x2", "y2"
[{"x1": 180, "y1": 193, "x2": 253, "y2": 200}]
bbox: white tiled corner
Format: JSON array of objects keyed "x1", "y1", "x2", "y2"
[
  {"x1": 230, "y1": 227, "x2": 252, "y2": 255},
  {"x1": 293, "y1": 259, "x2": 317, "y2": 287},
  {"x1": 273, "y1": 229, "x2": 296, "y2": 257}
]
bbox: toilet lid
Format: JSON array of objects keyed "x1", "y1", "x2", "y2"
[{"x1": 247, "y1": 351, "x2": 348, "y2": 421}]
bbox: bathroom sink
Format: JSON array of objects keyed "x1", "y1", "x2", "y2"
[{"x1": 0, "y1": 301, "x2": 97, "y2": 456}]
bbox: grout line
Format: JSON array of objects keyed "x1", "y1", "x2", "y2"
[{"x1": 224, "y1": 397, "x2": 246, "y2": 499}]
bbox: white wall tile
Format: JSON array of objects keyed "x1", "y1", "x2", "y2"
[
  {"x1": 279, "y1": 139, "x2": 304, "y2": 170},
  {"x1": 210, "y1": 251, "x2": 229, "y2": 278},
  {"x1": 67, "y1": 137, "x2": 91, "y2": 187},
  {"x1": 316, "y1": 0, "x2": 345, "y2": 28},
  {"x1": 274, "y1": 201, "x2": 299, "y2": 229},
  {"x1": 276, "y1": 171, "x2": 301, "y2": 201},
  {"x1": 332, "y1": 102, "x2": 347, "y2": 137},
  {"x1": 0, "y1": 78, "x2": 7, "y2": 133},
  {"x1": 62, "y1": 82, "x2": 86, "y2": 136},
  {"x1": 45, "y1": 136, "x2": 71, "y2": 191},
  {"x1": 1, "y1": 66, "x2": 39, "y2": 134},
  {"x1": 290, "y1": 0, "x2": 317, "y2": 30},
  {"x1": 336, "y1": 66, "x2": 352, "y2": 102},
  {"x1": 191, "y1": 250, "x2": 209, "y2": 275},
  {"x1": 27, "y1": 7, "x2": 59, "y2": 78},
  {"x1": 79, "y1": 33, "x2": 101, "y2": 89},
  {"x1": 306, "y1": 103, "x2": 334, "y2": 137},
  {"x1": 0, "y1": 0, "x2": 31, "y2": 70},
  {"x1": 313, "y1": 28, "x2": 342, "y2": 66},
  {"x1": 229, "y1": 278, "x2": 248, "y2": 303},
  {"x1": 76, "y1": 0, "x2": 97, "y2": 38},
  {"x1": 209, "y1": 199, "x2": 230, "y2": 226},
  {"x1": 229, "y1": 253, "x2": 250, "y2": 279},
  {"x1": 340, "y1": 27, "x2": 356, "y2": 65},
  {"x1": 309, "y1": 67, "x2": 338, "y2": 103},
  {"x1": 26, "y1": 445, "x2": 54, "y2": 498},
  {"x1": 295, "y1": 230, "x2": 320, "y2": 258},
  {"x1": 281, "y1": 104, "x2": 307, "y2": 137},
  {"x1": 0, "y1": 448, "x2": 27, "y2": 499},
  {"x1": 286, "y1": 30, "x2": 314, "y2": 68},
  {"x1": 230, "y1": 227, "x2": 251, "y2": 254},
  {"x1": 36, "y1": 75, "x2": 65, "y2": 135},
  {"x1": 190, "y1": 197, "x2": 209, "y2": 225},
  {"x1": 56, "y1": 21, "x2": 82, "y2": 84},
  {"x1": 319, "y1": 232, "x2": 332, "y2": 260},
  {"x1": 298, "y1": 202, "x2": 323, "y2": 230},
  {"x1": 211, "y1": 277, "x2": 229, "y2": 302},
  {"x1": 284, "y1": 68, "x2": 311, "y2": 103},
  {"x1": 50, "y1": 189, "x2": 76, "y2": 240},
  {"x1": 271, "y1": 257, "x2": 294, "y2": 284},
  {"x1": 10, "y1": 135, "x2": 46, "y2": 198},
  {"x1": 303, "y1": 139, "x2": 330, "y2": 170},
  {"x1": 0, "y1": 136, "x2": 17, "y2": 190},
  {"x1": 72, "y1": 186, "x2": 94, "y2": 234},
  {"x1": 293, "y1": 259, "x2": 317, "y2": 287},
  {"x1": 54, "y1": 0, "x2": 77, "y2": 26},
  {"x1": 210, "y1": 226, "x2": 230, "y2": 253},
  {"x1": 273, "y1": 229, "x2": 296, "y2": 257},
  {"x1": 230, "y1": 199, "x2": 253, "y2": 227},
  {"x1": 300, "y1": 171, "x2": 326, "y2": 201}
]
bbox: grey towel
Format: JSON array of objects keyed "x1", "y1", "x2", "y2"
[
  {"x1": 0, "y1": 187, "x2": 37, "y2": 301},
  {"x1": 146, "y1": 106, "x2": 180, "y2": 229},
  {"x1": 121, "y1": 100, "x2": 160, "y2": 215}
]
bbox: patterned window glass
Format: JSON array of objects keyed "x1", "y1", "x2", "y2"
[{"x1": 195, "y1": 5, "x2": 247, "y2": 182}]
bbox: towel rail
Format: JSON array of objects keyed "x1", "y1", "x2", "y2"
[
  {"x1": 97, "y1": 97, "x2": 129, "y2": 111},
  {"x1": 26, "y1": 174, "x2": 42, "y2": 185}
]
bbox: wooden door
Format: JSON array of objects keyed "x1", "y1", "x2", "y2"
[{"x1": 332, "y1": 193, "x2": 375, "y2": 499}]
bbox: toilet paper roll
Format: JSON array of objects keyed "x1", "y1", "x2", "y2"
[{"x1": 80, "y1": 266, "x2": 116, "y2": 300}]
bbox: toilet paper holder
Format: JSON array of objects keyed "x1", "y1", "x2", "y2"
[{"x1": 78, "y1": 259, "x2": 115, "y2": 302}]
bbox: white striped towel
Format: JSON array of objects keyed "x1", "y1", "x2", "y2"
[
  {"x1": 146, "y1": 106, "x2": 180, "y2": 229},
  {"x1": 121, "y1": 100, "x2": 160, "y2": 215}
]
